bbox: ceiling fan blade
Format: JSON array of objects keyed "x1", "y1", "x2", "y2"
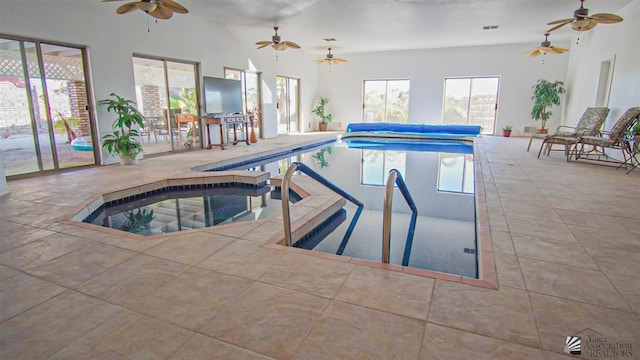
[
  {"x1": 282, "y1": 41, "x2": 301, "y2": 49},
  {"x1": 572, "y1": 19, "x2": 597, "y2": 31},
  {"x1": 552, "y1": 45, "x2": 569, "y2": 52},
  {"x1": 546, "y1": 22, "x2": 570, "y2": 33},
  {"x1": 159, "y1": 0, "x2": 188, "y2": 13},
  {"x1": 102, "y1": 0, "x2": 127, "y2": 2},
  {"x1": 547, "y1": 18, "x2": 574, "y2": 26},
  {"x1": 116, "y1": 3, "x2": 138, "y2": 14},
  {"x1": 334, "y1": 58, "x2": 348, "y2": 63},
  {"x1": 590, "y1": 13, "x2": 623, "y2": 23},
  {"x1": 149, "y1": 4, "x2": 173, "y2": 19},
  {"x1": 256, "y1": 42, "x2": 272, "y2": 49},
  {"x1": 272, "y1": 43, "x2": 287, "y2": 51},
  {"x1": 315, "y1": 59, "x2": 326, "y2": 63},
  {"x1": 540, "y1": 46, "x2": 560, "y2": 54},
  {"x1": 530, "y1": 50, "x2": 541, "y2": 57}
]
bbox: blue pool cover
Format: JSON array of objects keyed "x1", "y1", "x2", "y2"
[
  {"x1": 346, "y1": 123, "x2": 482, "y2": 138},
  {"x1": 345, "y1": 139, "x2": 473, "y2": 154}
]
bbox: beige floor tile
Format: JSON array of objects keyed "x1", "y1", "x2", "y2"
[
  {"x1": 555, "y1": 209, "x2": 623, "y2": 229},
  {"x1": 530, "y1": 293, "x2": 640, "y2": 354},
  {"x1": 76, "y1": 254, "x2": 187, "y2": 306},
  {"x1": 519, "y1": 257, "x2": 630, "y2": 311},
  {"x1": 606, "y1": 273, "x2": 640, "y2": 314},
  {"x1": 27, "y1": 243, "x2": 136, "y2": 287},
  {"x1": 130, "y1": 267, "x2": 252, "y2": 331},
  {"x1": 0, "y1": 291, "x2": 121, "y2": 360},
  {"x1": 0, "y1": 222, "x2": 56, "y2": 254},
  {"x1": 47, "y1": 222, "x2": 116, "y2": 241},
  {"x1": 583, "y1": 246, "x2": 640, "y2": 277},
  {"x1": 429, "y1": 280, "x2": 540, "y2": 348},
  {"x1": 420, "y1": 323, "x2": 545, "y2": 360},
  {"x1": 202, "y1": 221, "x2": 263, "y2": 239},
  {"x1": 144, "y1": 232, "x2": 234, "y2": 265},
  {"x1": 512, "y1": 235, "x2": 598, "y2": 269},
  {"x1": 0, "y1": 233, "x2": 91, "y2": 270},
  {"x1": 506, "y1": 216, "x2": 577, "y2": 242},
  {"x1": 494, "y1": 252, "x2": 525, "y2": 289},
  {"x1": 0, "y1": 273, "x2": 66, "y2": 322},
  {"x1": 491, "y1": 230, "x2": 515, "y2": 255},
  {"x1": 569, "y1": 224, "x2": 640, "y2": 252},
  {"x1": 546, "y1": 197, "x2": 606, "y2": 214},
  {"x1": 201, "y1": 282, "x2": 329, "y2": 360},
  {"x1": 49, "y1": 310, "x2": 193, "y2": 360},
  {"x1": 503, "y1": 204, "x2": 561, "y2": 223},
  {"x1": 240, "y1": 220, "x2": 284, "y2": 243},
  {"x1": 0, "y1": 264, "x2": 19, "y2": 281},
  {"x1": 334, "y1": 265, "x2": 433, "y2": 320},
  {"x1": 259, "y1": 252, "x2": 353, "y2": 298},
  {"x1": 169, "y1": 334, "x2": 273, "y2": 360},
  {"x1": 296, "y1": 300, "x2": 424, "y2": 360},
  {"x1": 197, "y1": 239, "x2": 286, "y2": 280},
  {"x1": 97, "y1": 234, "x2": 168, "y2": 252}
]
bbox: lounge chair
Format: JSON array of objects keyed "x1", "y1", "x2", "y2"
[
  {"x1": 572, "y1": 107, "x2": 640, "y2": 167},
  {"x1": 536, "y1": 107, "x2": 610, "y2": 160}
]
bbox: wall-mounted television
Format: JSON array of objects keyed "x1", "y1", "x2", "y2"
[{"x1": 203, "y1": 76, "x2": 243, "y2": 115}]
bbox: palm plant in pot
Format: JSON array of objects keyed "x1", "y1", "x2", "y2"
[
  {"x1": 531, "y1": 79, "x2": 566, "y2": 134},
  {"x1": 312, "y1": 97, "x2": 332, "y2": 131},
  {"x1": 99, "y1": 93, "x2": 145, "y2": 165}
]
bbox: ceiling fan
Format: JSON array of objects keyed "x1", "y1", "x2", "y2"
[
  {"x1": 102, "y1": 0, "x2": 188, "y2": 20},
  {"x1": 546, "y1": 0, "x2": 623, "y2": 32},
  {"x1": 256, "y1": 26, "x2": 301, "y2": 51},
  {"x1": 523, "y1": 33, "x2": 569, "y2": 57},
  {"x1": 315, "y1": 48, "x2": 348, "y2": 65}
]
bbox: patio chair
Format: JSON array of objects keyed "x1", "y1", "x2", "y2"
[
  {"x1": 536, "y1": 107, "x2": 610, "y2": 160},
  {"x1": 527, "y1": 107, "x2": 609, "y2": 151},
  {"x1": 572, "y1": 107, "x2": 640, "y2": 167}
]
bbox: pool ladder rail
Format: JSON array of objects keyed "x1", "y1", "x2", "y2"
[
  {"x1": 383, "y1": 169, "x2": 418, "y2": 265},
  {"x1": 281, "y1": 162, "x2": 364, "y2": 248},
  {"x1": 281, "y1": 163, "x2": 417, "y2": 266}
]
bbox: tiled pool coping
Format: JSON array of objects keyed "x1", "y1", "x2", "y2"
[{"x1": 61, "y1": 138, "x2": 497, "y2": 289}]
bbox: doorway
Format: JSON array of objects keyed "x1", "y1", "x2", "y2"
[
  {"x1": 132, "y1": 56, "x2": 200, "y2": 155},
  {"x1": 0, "y1": 36, "x2": 97, "y2": 177},
  {"x1": 225, "y1": 67, "x2": 263, "y2": 138},
  {"x1": 443, "y1": 77, "x2": 499, "y2": 135},
  {"x1": 276, "y1": 75, "x2": 299, "y2": 134}
]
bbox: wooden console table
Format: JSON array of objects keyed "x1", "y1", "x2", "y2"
[
  {"x1": 204, "y1": 114, "x2": 252, "y2": 150},
  {"x1": 175, "y1": 114, "x2": 199, "y2": 147}
]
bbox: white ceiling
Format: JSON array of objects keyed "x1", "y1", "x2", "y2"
[{"x1": 186, "y1": 0, "x2": 634, "y2": 54}]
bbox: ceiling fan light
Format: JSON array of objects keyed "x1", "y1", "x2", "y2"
[{"x1": 138, "y1": 2, "x2": 157, "y2": 12}]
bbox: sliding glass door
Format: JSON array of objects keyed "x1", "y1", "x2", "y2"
[
  {"x1": 363, "y1": 80, "x2": 410, "y2": 123},
  {"x1": 225, "y1": 68, "x2": 263, "y2": 138},
  {"x1": 132, "y1": 56, "x2": 199, "y2": 154},
  {"x1": 276, "y1": 75, "x2": 299, "y2": 134},
  {"x1": 443, "y1": 77, "x2": 499, "y2": 135},
  {"x1": 0, "y1": 36, "x2": 96, "y2": 177}
]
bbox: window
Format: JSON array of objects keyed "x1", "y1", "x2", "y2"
[
  {"x1": 0, "y1": 36, "x2": 97, "y2": 176},
  {"x1": 276, "y1": 75, "x2": 300, "y2": 134},
  {"x1": 362, "y1": 150, "x2": 407, "y2": 186},
  {"x1": 438, "y1": 154, "x2": 474, "y2": 194},
  {"x1": 132, "y1": 56, "x2": 200, "y2": 154},
  {"x1": 443, "y1": 77, "x2": 499, "y2": 135},
  {"x1": 363, "y1": 80, "x2": 410, "y2": 123},
  {"x1": 224, "y1": 67, "x2": 263, "y2": 138}
]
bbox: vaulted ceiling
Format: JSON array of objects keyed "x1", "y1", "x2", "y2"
[{"x1": 186, "y1": 0, "x2": 633, "y2": 54}]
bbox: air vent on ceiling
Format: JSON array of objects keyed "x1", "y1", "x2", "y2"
[
  {"x1": 324, "y1": 38, "x2": 337, "y2": 42},
  {"x1": 483, "y1": 25, "x2": 499, "y2": 30}
]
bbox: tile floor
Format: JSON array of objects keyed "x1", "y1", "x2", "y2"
[{"x1": 1, "y1": 134, "x2": 639, "y2": 359}]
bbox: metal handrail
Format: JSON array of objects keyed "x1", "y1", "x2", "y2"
[
  {"x1": 281, "y1": 162, "x2": 364, "y2": 247},
  {"x1": 382, "y1": 169, "x2": 418, "y2": 264}
]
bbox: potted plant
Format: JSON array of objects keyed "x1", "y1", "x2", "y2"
[
  {"x1": 531, "y1": 79, "x2": 566, "y2": 134},
  {"x1": 633, "y1": 122, "x2": 640, "y2": 142},
  {"x1": 312, "y1": 97, "x2": 332, "y2": 131},
  {"x1": 99, "y1": 93, "x2": 145, "y2": 165},
  {"x1": 502, "y1": 125, "x2": 513, "y2": 137}
]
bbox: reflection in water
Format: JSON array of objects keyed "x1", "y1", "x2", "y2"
[
  {"x1": 362, "y1": 150, "x2": 407, "y2": 186},
  {"x1": 438, "y1": 153, "x2": 474, "y2": 193}
]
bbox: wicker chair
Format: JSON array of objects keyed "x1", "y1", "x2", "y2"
[
  {"x1": 536, "y1": 107, "x2": 610, "y2": 160},
  {"x1": 572, "y1": 107, "x2": 640, "y2": 167}
]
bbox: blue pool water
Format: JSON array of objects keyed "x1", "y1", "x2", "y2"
[{"x1": 207, "y1": 137, "x2": 478, "y2": 278}]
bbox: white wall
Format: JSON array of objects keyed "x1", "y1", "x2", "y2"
[
  {"x1": 0, "y1": 0, "x2": 319, "y2": 163},
  {"x1": 563, "y1": 0, "x2": 640, "y2": 130},
  {"x1": 317, "y1": 43, "x2": 569, "y2": 136}
]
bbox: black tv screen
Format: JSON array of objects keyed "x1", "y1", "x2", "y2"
[{"x1": 203, "y1": 76, "x2": 243, "y2": 114}]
